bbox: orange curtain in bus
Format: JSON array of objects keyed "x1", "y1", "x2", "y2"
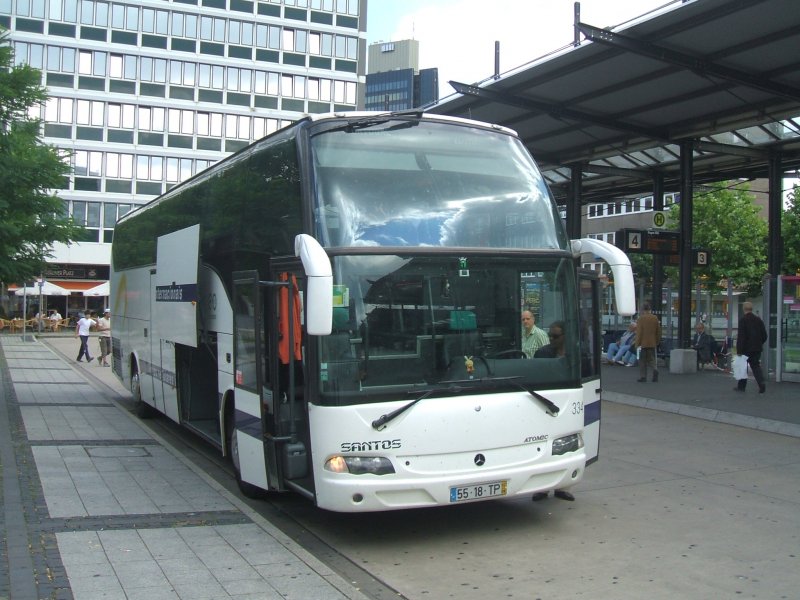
[{"x1": 278, "y1": 273, "x2": 302, "y2": 364}]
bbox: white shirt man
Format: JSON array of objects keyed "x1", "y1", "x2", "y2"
[{"x1": 75, "y1": 312, "x2": 97, "y2": 363}]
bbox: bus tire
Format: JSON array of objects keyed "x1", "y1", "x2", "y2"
[
  {"x1": 131, "y1": 367, "x2": 155, "y2": 419},
  {"x1": 225, "y1": 407, "x2": 262, "y2": 499}
]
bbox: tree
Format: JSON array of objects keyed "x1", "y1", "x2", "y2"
[
  {"x1": 664, "y1": 181, "x2": 768, "y2": 297},
  {"x1": 0, "y1": 33, "x2": 79, "y2": 284},
  {"x1": 782, "y1": 184, "x2": 800, "y2": 275}
]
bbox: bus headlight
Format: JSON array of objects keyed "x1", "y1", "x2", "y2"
[
  {"x1": 324, "y1": 455, "x2": 395, "y2": 475},
  {"x1": 552, "y1": 433, "x2": 584, "y2": 456}
]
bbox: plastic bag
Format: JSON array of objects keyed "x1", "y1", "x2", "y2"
[{"x1": 732, "y1": 354, "x2": 749, "y2": 380}]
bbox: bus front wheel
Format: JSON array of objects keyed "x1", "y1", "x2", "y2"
[{"x1": 225, "y1": 409, "x2": 262, "y2": 499}]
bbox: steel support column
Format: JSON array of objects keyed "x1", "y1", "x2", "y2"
[
  {"x1": 768, "y1": 154, "x2": 783, "y2": 277},
  {"x1": 678, "y1": 141, "x2": 694, "y2": 349},
  {"x1": 568, "y1": 164, "x2": 583, "y2": 240},
  {"x1": 767, "y1": 154, "x2": 783, "y2": 368},
  {"x1": 651, "y1": 174, "x2": 665, "y2": 318}
]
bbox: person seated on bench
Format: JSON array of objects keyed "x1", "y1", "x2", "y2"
[
  {"x1": 691, "y1": 322, "x2": 713, "y2": 369},
  {"x1": 606, "y1": 321, "x2": 636, "y2": 365},
  {"x1": 618, "y1": 345, "x2": 638, "y2": 367}
]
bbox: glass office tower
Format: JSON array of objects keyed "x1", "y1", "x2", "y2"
[
  {"x1": 365, "y1": 39, "x2": 438, "y2": 111},
  {"x1": 1, "y1": 0, "x2": 365, "y2": 304}
]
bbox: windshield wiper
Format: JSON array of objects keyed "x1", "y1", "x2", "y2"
[
  {"x1": 318, "y1": 110, "x2": 423, "y2": 135},
  {"x1": 371, "y1": 385, "x2": 461, "y2": 431},
  {"x1": 510, "y1": 380, "x2": 560, "y2": 416},
  {"x1": 371, "y1": 376, "x2": 560, "y2": 431}
]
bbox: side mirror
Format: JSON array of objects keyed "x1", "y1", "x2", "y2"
[
  {"x1": 570, "y1": 238, "x2": 636, "y2": 316},
  {"x1": 295, "y1": 234, "x2": 332, "y2": 335}
]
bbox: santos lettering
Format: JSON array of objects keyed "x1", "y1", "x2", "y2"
[{"x1": 340, "y1": 439, "x2": 401, "y2": 453}]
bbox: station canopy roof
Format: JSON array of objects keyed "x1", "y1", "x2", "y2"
[{"x1": 428, "y1": 0, "x2": 800, "y2": 205}]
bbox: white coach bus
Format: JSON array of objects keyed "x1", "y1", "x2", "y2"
[{"x1": 110, "y1": 112, "x2": 635, "y2": 512}]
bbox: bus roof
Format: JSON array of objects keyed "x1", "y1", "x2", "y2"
[
  {"x1": 307, "y1": 111, "x2": 520, "y2": 138},
  {"x1": 116, "y1": 111, "x2": 519, "y2": 227}
]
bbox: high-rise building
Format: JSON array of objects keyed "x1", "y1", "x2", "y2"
[
  {"x1": 365, "y1": 39, "x2": 438, "y2": 111},
  {"x1": 2, "y1": 0, "x2": 366, "y2": 311}
]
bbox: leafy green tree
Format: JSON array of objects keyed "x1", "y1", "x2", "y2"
[
  {"x1": 664, "y1": 181, "x2": 768, "y2": 297},
  {"x1": 0, "y1": 33, "x2": 79, "y2": 284},
  {"x1": 782, "y1": 184, "x2": 800, "y2": 275},
  {"x1": 629, "y1": 253, "x2": 653, "y2": 285}
]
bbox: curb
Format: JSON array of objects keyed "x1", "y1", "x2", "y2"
[{"x1": 603, "y1": 391, "x2": 800, "y2": 439}]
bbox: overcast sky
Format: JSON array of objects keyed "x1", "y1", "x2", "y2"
[{"x1": 367, "y1": 0, "x2": 680, "y2": 101}]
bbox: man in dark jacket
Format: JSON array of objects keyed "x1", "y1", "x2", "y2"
[
  {"x1": 735, "y1": 301, "x2": 768, "y2": 393},
  {"x1": 692, "y1": 322, "x2": 713, "y2": 369}
]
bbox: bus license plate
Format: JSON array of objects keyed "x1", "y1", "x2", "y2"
[{"x1": 450, "y1": 480, "x2": 507, "y2": 503}]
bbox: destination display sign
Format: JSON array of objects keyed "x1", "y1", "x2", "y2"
[
  {"x1": 644, "y1": 230, "x2": 680, "y2": 255},
  {"x1": 655, "y1": 250, "x2": 711, "y2": 267},
  {"x1": 617, "y1": 229, "x2": 680, "y2": 255},
  {"x1": 616, "y1": 229, "x2": 711, "y2": 266}
]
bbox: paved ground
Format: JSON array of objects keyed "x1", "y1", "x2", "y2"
[
  {"x1": 1, "y1": 332, "x2": 797, "y2": 599},
  {"x1": 0, "y1": 334, "x2": 370, "y2": 600}
]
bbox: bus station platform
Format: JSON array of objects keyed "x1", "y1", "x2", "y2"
[
  {"x1": 600, "y1": 360, "x2": 800, "y2": 439},
  {"x1": 1, "y1": 333, "x2": 797, "y2": 598}
]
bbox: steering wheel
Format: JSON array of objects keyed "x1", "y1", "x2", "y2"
[{"x1": 488, "y1": 349, "x2": 527, "y2": 359}]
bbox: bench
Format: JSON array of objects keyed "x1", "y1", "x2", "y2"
[{"x1": 657, "y1": 338, "x2": 674, "y2": 368}]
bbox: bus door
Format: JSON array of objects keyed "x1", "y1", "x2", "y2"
[
  {"x1": 578, "y1": 269, "x2": 602, "y2": 464},
  {"x1": 231, "y1": 271, "x2": 270, "y2": 491},
  {"x1": 266, "y1": 262, "x2": 314, "y2": 499},
  {"x1": 154, "y1": 224, "x2": 200, "y2": 424},
  {"x1": 231, "y1": 267, "x2": 313, "y2": 496}
]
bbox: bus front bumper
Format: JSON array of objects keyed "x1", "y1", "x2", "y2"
[{"x1": 314, "y1": 453, "x2": 586, "y2": 512}]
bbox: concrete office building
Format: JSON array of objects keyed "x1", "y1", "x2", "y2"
[
  {"x1": 2, "y1": 0, "x2": 366, "y2": 314},
  {"x1": 365, "y1": 39, "x2": 438, "y2": 111}
]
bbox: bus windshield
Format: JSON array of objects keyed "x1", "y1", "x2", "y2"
[
  {"x1": 317, "y1": 254, "x2": 581, "y2": 406},
  {"x1": 310, "y1": 118, "x2": 567, "y2": 250}
]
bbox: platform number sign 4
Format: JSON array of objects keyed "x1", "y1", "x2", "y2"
[{"x1": 627, "y1": 231, "x2": 642, "y2": 251}]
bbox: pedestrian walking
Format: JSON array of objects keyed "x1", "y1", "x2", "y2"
[
  {"x1": 635, "y1": 302, "x2": 661, "y2": 382},
  {"x1": 97, "y1": 308, "x2": 112, "y2": 366},
  {"x1": 734, "y1": 301, "x2": 768, "y2": 393},
  {"x1": 75, "y1": 311, "x2": 97, "y2": 363}
]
